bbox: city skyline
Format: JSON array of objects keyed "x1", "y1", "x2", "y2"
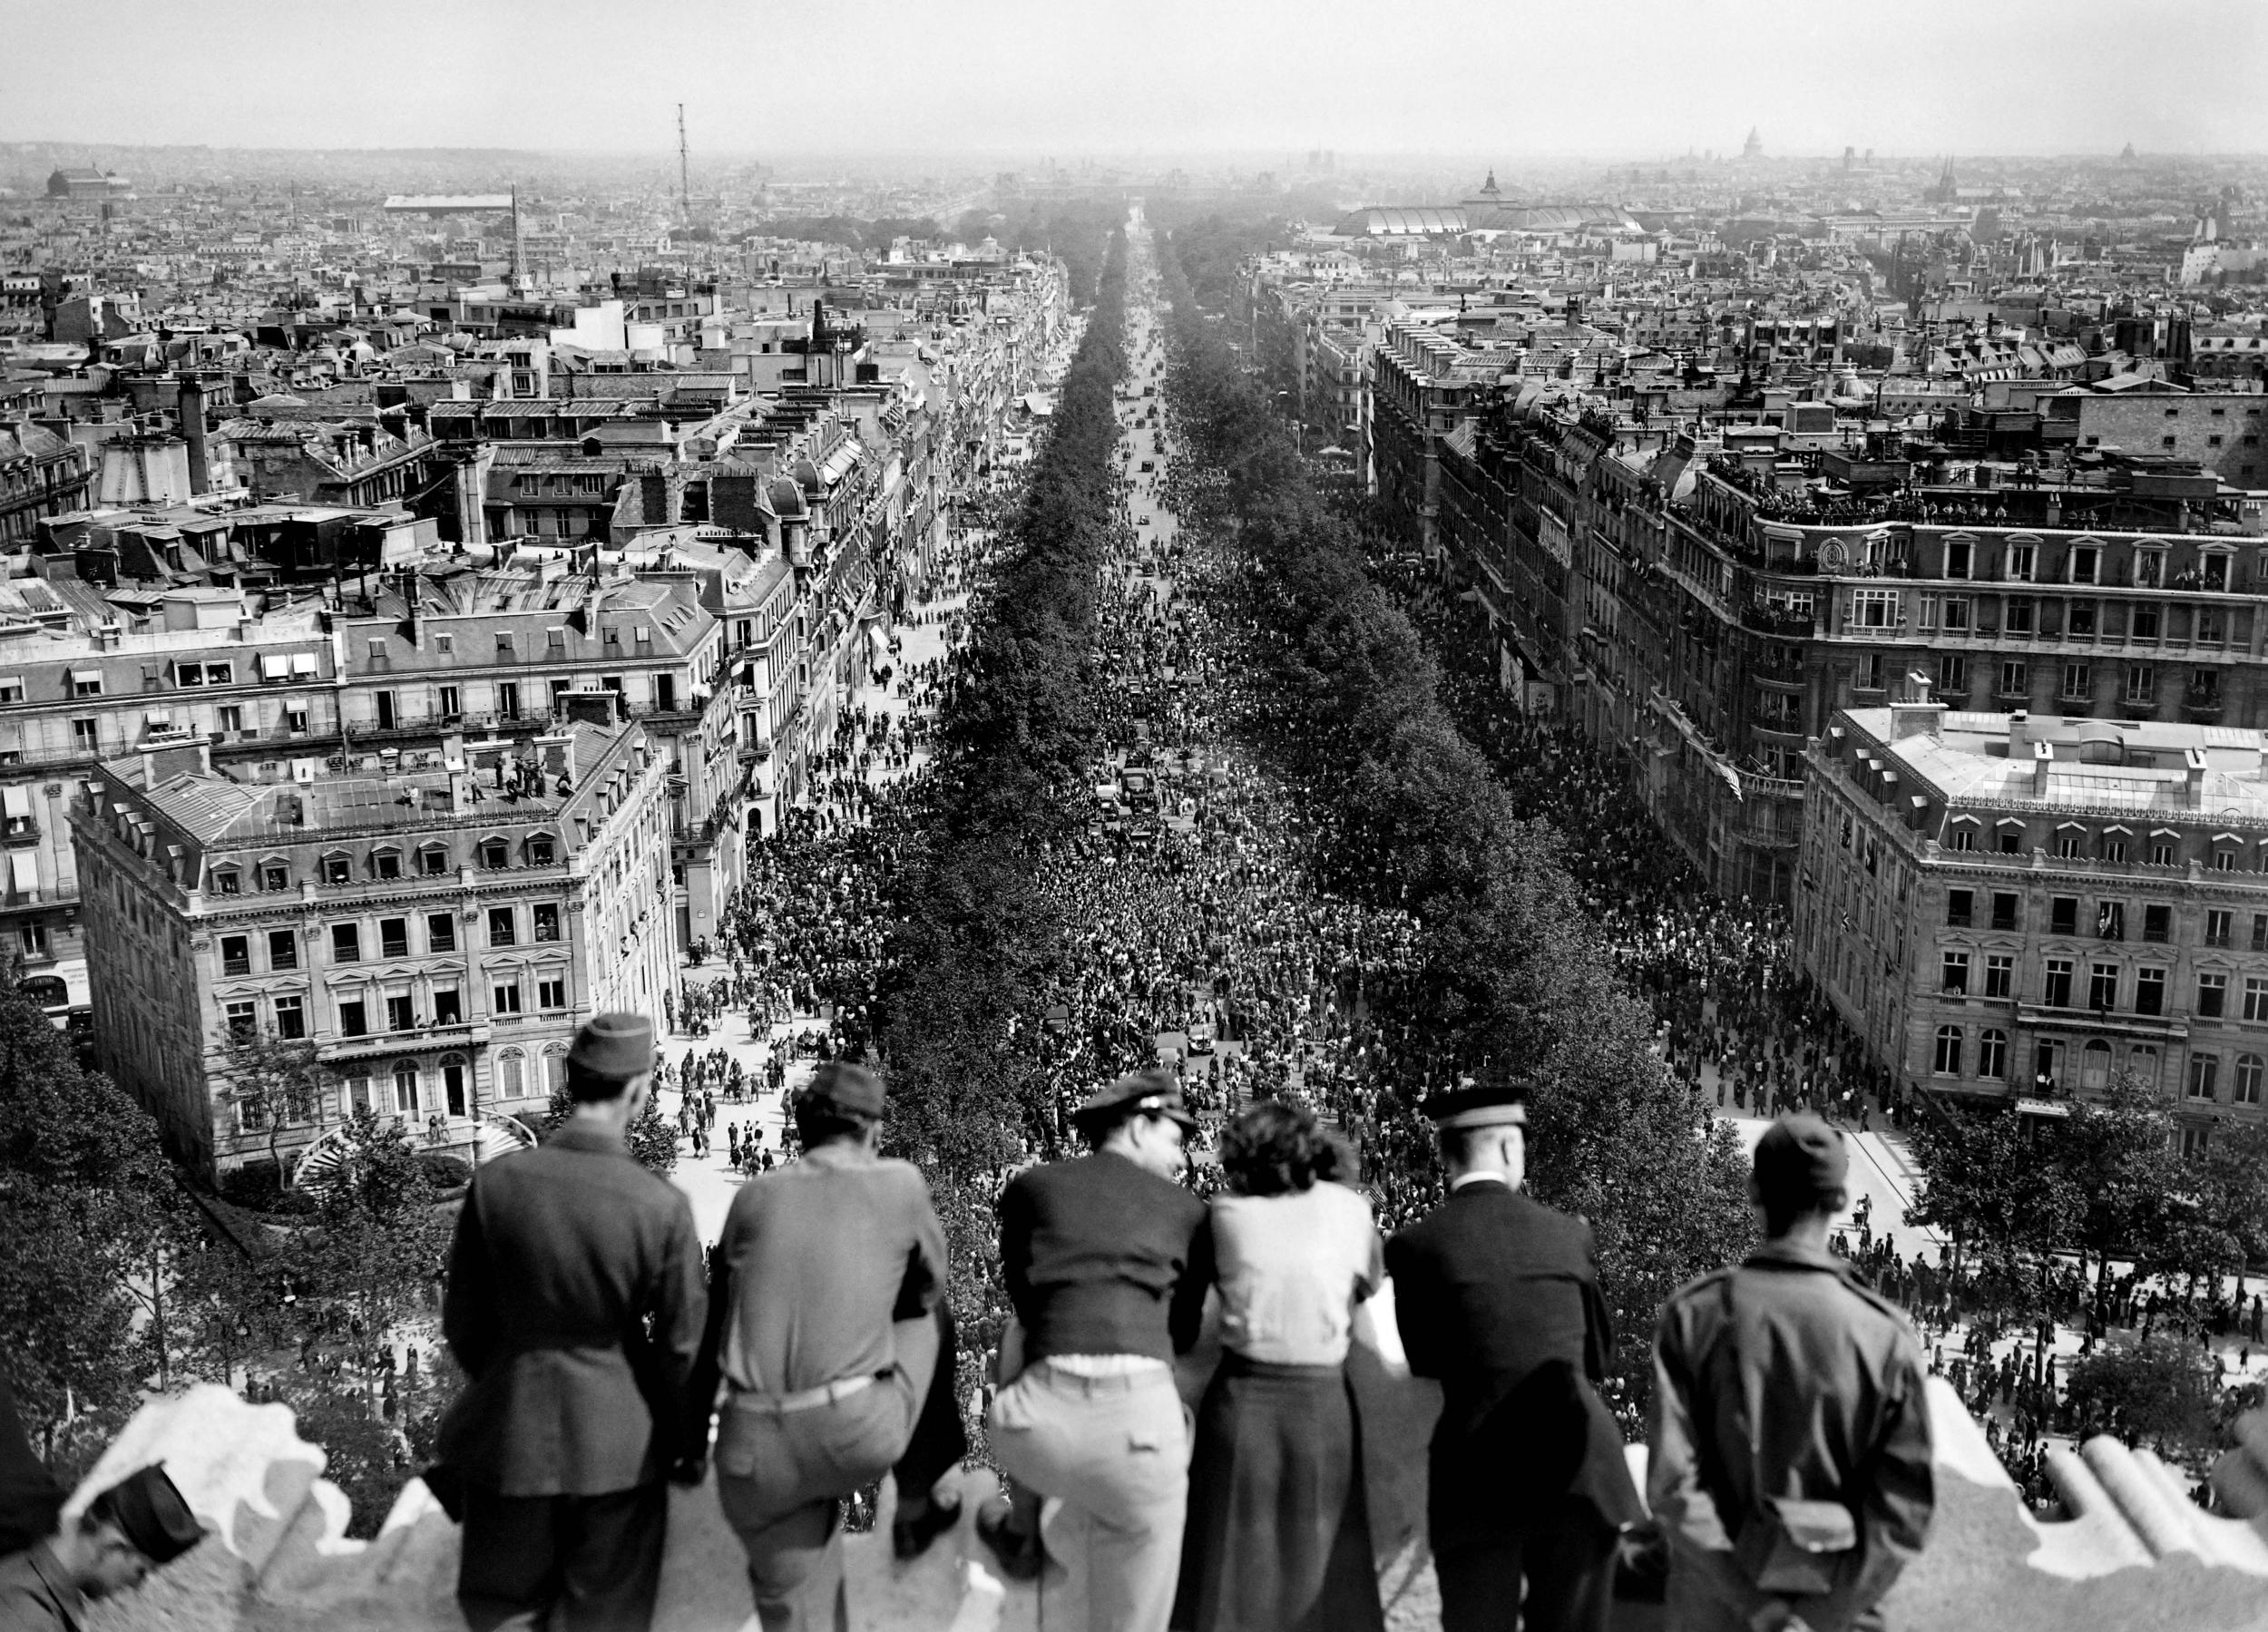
[{"x1": 8, "y1": 0, "x2": 2268, "y2": 161}]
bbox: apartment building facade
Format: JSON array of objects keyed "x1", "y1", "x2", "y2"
[
  {"x1": 1801, "y1": 699, "x2": 2268, "y2": 1148},
  {"x1": 73, "y1": 714, "x2": 674, "y2": 1176}
]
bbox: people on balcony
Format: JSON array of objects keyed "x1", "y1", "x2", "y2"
[
  {"x1": 1171, "y1": 1100, "x2": 1384, "y2": 1632},
  {"x1": 1648, "y1": 1115, "x2": 1935, "y2": 1632},
  {"x1": 983, "y1": 1069, "x2": 1213, "y2": 1632},
  {"x1": 437, "y1": 1012, "x2": 707, "y2": 1632},
  {"x1": 688, "y1": 1060, "x2": 963, "y2": 1632},
  {"x1": 1383, "y1": 1079, "x2": 1641, "y2": 1632}
]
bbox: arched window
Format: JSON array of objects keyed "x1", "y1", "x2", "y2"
[
  {"x1": 480, "y1": 836, "x2": 510, "y2": 869},
  {"x1": 499, "y1": 1048, "x2": 526, "y2": 1099},
  {"x1": 2187, "y1": 1053, "x2": 2219, "y2": 1101},
  {"x1": 2237, "y1": 1055, "x2": 2265, "y2": 1107},
  {"x1": 544, "y1": 1046, "x2": 568, "y2": 1095},
  {"x1": 440, "y1": 1053, "x2": 467, "y2": 1119},
  {"x1": 2082, "y1": 1039, "x2": 2113, "y2": 1092},
  {"x1": 1978, "y1": 1029, "x2": 2008, "y2": 1080},
  {"x1": 2129, "y1": 1044, "x2": 2160, "y2": 1090},
  {"x1": 1933, "y1": 1025, "x2": 1963, "y2": 1077},
  {"x1": 392, "y1": 1059, "x2": 420, "y2": 1114}
]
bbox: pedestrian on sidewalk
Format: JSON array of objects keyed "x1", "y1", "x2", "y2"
[
  {"x1": 689, "y1": 1062, "x2": 966, "y2": 1632},
  {"x1": 982, "y1": 1069, "x2": 1213, "y2": 1632}
]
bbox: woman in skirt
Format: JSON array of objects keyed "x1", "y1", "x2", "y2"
[{"x1": 1173, "y1": 1100, "x2": 1384, "y2": 1632}]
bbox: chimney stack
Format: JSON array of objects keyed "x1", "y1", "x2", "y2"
[
  {"x1": 2185, "y1": 746, "x2": 2209, "y2": 807},
  {"x1": 2031, "y1": 738, "x2": 2054, "y2": 797},
  {"x1": 178, "y1": 376, "x2": 209, "y2": 496}
]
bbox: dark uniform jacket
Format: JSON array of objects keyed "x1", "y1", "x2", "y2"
[
  {"x1": 442, "y1": 1123, "x2": 707, "y2": 1497},
  {"x1": 1384, "y1": 1178, "x2": 1641, "y2": 1554},
  {"x1": 999, "y1": 1151, "x2": 1212, "y2": 1363},
  {"x1": 1647, "y1": 1239, "x2": 1935, "y2": 1632},
  {"x1": 0, "y1": 1373, "x2": 62, "y2": 1558}
]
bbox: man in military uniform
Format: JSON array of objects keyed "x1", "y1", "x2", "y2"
[
  {"x1": 1383, "y1": 1081, "x2": 1640, "y2": 1632},
  {"x1": 0, "y1": 1463, "x2": 204, "y2": 1632},
  {"x1": 1648, "y1": 1114, "x2": 1934, "y2": 1632},
  {"x1": 441, "y1": 1012, "x2": 707, "y2": 1632}
]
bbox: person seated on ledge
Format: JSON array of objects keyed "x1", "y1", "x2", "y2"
[{"x1": 0, "y1": 1463, "x2": 206, "y2": 1632}]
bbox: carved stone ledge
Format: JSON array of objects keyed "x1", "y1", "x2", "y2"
[{"x1": 50, "y1": 1304, "x2": 2268, "y2": 1631}]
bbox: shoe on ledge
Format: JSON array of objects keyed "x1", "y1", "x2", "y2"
[
  {"x1": 973, "y1": 1496, "x2": 1044, "y2": 1581},
  {"x1": 892, "y1": 1490, "x2": 963, "y2": 1562}
]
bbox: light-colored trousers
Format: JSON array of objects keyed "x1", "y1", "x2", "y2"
[{"x1": 987, "y1": 1361, "x2": 1191, "y2": 1632}]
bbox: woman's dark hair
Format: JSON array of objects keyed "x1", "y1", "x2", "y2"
[{"x1": 1220, "y1": 1099, "x2": 1342, "y2": 1197}]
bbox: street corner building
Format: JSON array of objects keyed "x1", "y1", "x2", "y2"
[
  {"x1": 68, "y1": 708, "x2": 677, "y2": 1178},
  {"x1": 1801, "y1": 685, "x2": 2268, "y2": 1148}
]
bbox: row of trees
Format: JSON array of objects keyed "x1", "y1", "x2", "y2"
[
  {"x1": 1907, "y1": 1074, "x2": 2268, "y2": 1324},
  {"x1": 1151, "y1": 229, "x2": 1755, "y2": 1413},
  {"x1": 871, "y1": 227, "x2": 1132, "y2": 1337},
  {"x1": 0, "y1": 972, "x2": 464, "y2": 1527}
]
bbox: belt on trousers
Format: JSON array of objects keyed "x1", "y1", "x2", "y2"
[{"x1": 730, "y1": 1373, "x2": 884, "y2": 1414}]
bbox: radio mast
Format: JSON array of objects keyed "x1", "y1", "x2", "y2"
[{"x1": 677, "y1": 104, "x2": 690, "y2": 222}]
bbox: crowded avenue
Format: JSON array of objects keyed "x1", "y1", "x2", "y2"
[{"x1": 640, "y1": 216, "x2": 2262, "y2": 1525}]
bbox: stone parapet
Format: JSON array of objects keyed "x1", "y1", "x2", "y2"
[{"x1": 47, "y1": 1283, "x2": 2268, "y2": 1631}]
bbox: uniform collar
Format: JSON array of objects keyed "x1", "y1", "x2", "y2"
[
  {"x1": 1449, "y1": 1172, "x2": 1512, "y2": 1192},
  {"x1": 1745, "y1": 1237, "x2": 1848, "y2": 1275},
  {"x1": 544, "y1": 1121, "x2": 630, "y2": 1158}
]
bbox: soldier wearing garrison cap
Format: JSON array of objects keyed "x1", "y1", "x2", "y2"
[
  {"x1": 1647, "y1": 1115, "x2": 1933, "y2": 1632},
  {"x1": 686, "y1": 1060, "x2": 963, "y2": 1632},
  {"x1": 440, "y1": 1011, "x2": 706, "y2": 1632},
  {"x1": 0, "y1": 1463, "x2": 205, "y2": 1632},
  {"x1": 1383, "y1": 1078, "x2": 1641, "y2": 1632}
]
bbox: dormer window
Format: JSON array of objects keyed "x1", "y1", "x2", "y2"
[
  {"x1": 322, "y1": 852, "x2": 353, "y2": 885},
  {"x1": 2069, "y1": 544, "x2": 2099, "y2": 585},
  {"x1": 419, "y1": 845, "x2": 451, "y2": 875},
  {"x1": 373, "y1": 849, "x2": 402, "y2": 880},
  {"x1": 260, "y1": 860, "x2": 289, "y2": 891},
  {"x1": 480, "y1": 836, "x2": 509, "y2": 869},
  {"x1": 213, "y1": 866, "x2": 240, "y2": 895},
  {"x1": 528, "y1": 834, "x2": 555, "y2": 866}
]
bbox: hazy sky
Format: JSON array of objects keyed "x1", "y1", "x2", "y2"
[{"x1": 9, "y1": 0, "x2": 2265, "y2": 161}]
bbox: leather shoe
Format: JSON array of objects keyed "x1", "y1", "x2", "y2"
[
  {"x1": 892, "y1": 1492, "x2": 963, "y2": 1561},
  {"x1": 974, "y1": 1497, "x2": 1043, "y2": 1580}
]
